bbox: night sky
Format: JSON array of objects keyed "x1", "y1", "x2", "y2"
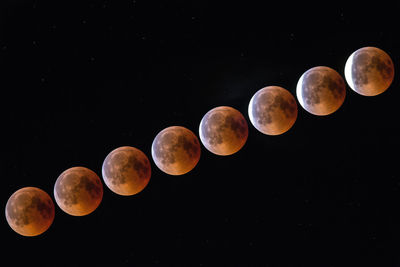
[{"x1": 2, "y1": 1, "x2": 400, "y2": 266}]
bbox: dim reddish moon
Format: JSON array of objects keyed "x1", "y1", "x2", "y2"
[
  {"x1": 102, "y1": 146, "x2": 151, "y2": 196},
  {"x1": 151, "y1": 126, "x2": 201, "y2": 175},
  {"x1": 345, "y1": 46, "x2": 394, "y2": 96},
  {"x1": 248, "y1": 86, "x2": 298, "y2": 135},
  {"x1": 199, "y1": 106, "x2": 248, "y2": 155},
  {"x1": 296, "y1": 66, "x2": 346, "y2": 116},
  {"x1": 54, "y1": 167, "x2": 103, "y2": 216},
  {"x1": 5, "y1": 187, "x2": 55, "y2": 236}
]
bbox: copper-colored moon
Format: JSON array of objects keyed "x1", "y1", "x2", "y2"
[
  {"x1": 199, "y1": 106, "x2": 248, "y2": 156},
  {"x1": 54, "y1": 167, "x2": 103, "y2": 216},
  {"x1": 344, "y1": 46, "x2": 394, "y2": 96},
  {"x1": 5, "y1": 187, "x2": 55, "y2": 236},
  {"x1": 296, "y1": 66, "x2": 346, "y2": 116},
  {"x1": 248, "y1": 86, "x2": 298, "y2": 135},
  {"x1": 102, "y1": 146, "x2": 151, "y2": 196},
  {"x1": 151, "y1": 126, "x2": 201, "y2": 175}
]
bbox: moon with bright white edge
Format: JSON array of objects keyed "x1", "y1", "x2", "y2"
[
  {"x1": 54, "y1": 167, "x2": 103, "y2": 216},
  {"x1": 102, "y1": 146, "x2": 151, "y2": 196},
  {"x1": 296, "y1": 66, "x2": 346, "y2": 116},
  {"x1": 199, "y1": 106, "x2": 248, "y2": 156},
  {"x1": 344, "y1": 46, "x2": 394, "y2": 96},
  {"x1": 5, "y1": 187, "x2": 55, "y2": 236},
  {"x1": 151, "y1": 126, "x2": 201, "y2": 175},
  {"x1": 248, "y1": 86, "x2": 298, "y2": 135}
]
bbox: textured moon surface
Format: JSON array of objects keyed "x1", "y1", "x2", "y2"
[
  {"x1": 199, "y1": 106, "x2": 248, "y2": 155},
  {"x1": 5, "y1": 187, "x2": 55, "y2": 236},
  {"x1": 102, "y1": 146, "x2": 151, "y2": 196},
  {"x1": 54, "y1": 167, "x2": 103, "y2": 216},
  {"x1": 151, "y1": 126, "x2": 201, "y2": 175},
  {"x1": 296, "y1": 66, "x2": 346, "y2": 116},
  {"x1": 248, "y1": 86, "x2": 298, "y2": 135},
  {"x1": 345, "y1": 46, "x2": 394, "y2": 96}
]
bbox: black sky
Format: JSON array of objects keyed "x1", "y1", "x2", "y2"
[{"x1": 2, "y1": 1, "x2": 400, "y2": 266}]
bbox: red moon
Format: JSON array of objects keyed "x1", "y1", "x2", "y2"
[
  {"x1": 199, "y1": 106, "x2": 248, "y2": 155},
  {"x1": 345, "y1": 46, "x2": 394, "y2": 96},
  {"x1": 102, "y1": 146, "x2": 151, "y2": 196},
  {"x1": 54, "y1": 167, "x2": 103, "y2": 216},
  {"x1": 5, "y1": 187, "x2": 55, "y2": 236},
  {"x1": 248, "y1": 86, "x2": 298, "y2": 135},
  {"x1": 151, "y1": 126, "x2": 201, "y2": 175},
  {"x1": 296, "y1": 66, "x2": 346, "y2": 116}
]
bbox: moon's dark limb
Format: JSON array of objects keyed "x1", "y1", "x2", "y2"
[
  {"x1": 199, "y1": 106, "x2": 248, "y2": 155},
  {"x1": 5, "y1": 187, "x2": 55, "y2": 236},
  {"x1": 54, "y1": 167, "x2": 103, "y2": 216},
  {"x1": 296, "y1": 66, "x2": 346, "y2": 116},
  {"x1": 249, "y1": 86, "x2": 298, "y2": 135},
  {"x1": 102, "y1": 146, "x2": 151, "y2": 196},
  {"x1": 151, "y1": 126, "x2": 201, "y2": 175},
  {"x1": 345, "y1": 47, "x2": 394, "y2": 96}
]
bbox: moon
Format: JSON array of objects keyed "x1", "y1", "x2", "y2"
[
  {"x1": 296, "y1": 66, "x2": 346, "y2": 116},
  {"x1": 344, "y1": 46, "x2": 394, "y2": 96},
  {"x1": 248, "y1": 86, "x2": 298, "y2": 135},
  {"x1": 5, "y1": 187, "x2": 55, "y2": 236},
  {"x1": 102, "y1": 146, "x2": 151, "y2": 196},
  {"x1": 151, "y1": 126, "x2": 201, "y2": 175},
  {"x1": 199, "y1": 106, "x2": 248, "y2": 156},
  {"x1": 54, "y1": 167, "x2": 103, "y2": 216}
]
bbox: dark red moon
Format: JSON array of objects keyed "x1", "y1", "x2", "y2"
[
  {"x1": 199, "y1": 106, "x2": 248, "y2": 155},
  {"x1": 54, "y1": 167, "x2": 103, "y2": 216},
  {"x1": 248, "y1": 86, "x2": 298, "y2": 135},
  {"x1": 151, "y1": 126, "x2": 201, "y2": 175},
  {"x1": 102, "y1": 146, "x2": 151, "y2": 196},
  {"x1": 296, "y1": 66, "x2": 346, "y2": 116},
  {"x1": 5, "y1": 187, "x2": 55, "y2": 236},
  {"x1": 345, "y1": 46, "x2": 394, "y2": 96}
]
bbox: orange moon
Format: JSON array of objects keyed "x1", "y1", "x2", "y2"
[
  {"x1": 345, "y1": 46, "x2": 394, "y2": 96},
  {"x1": 54, "y1": 167, "x2": 103, "y2": 216},
  {"x1": 199, "y1": 106, "x2": 248, "y2": 155},
  {"x1": 296, "y1": 66, "x2": 346, "y2": 116},
  {"x1": 5, "y1": 187, "x2": 55, "y2": 236},
  {"x1": 248, "y1": 86, "x2": 298, "y2": 135},
  {"x1": 102, "y1": 146, "x2": 151, "y2": 196},
  {"x1": 151, "y1": 126, "x2": 201, "y2": 175}
]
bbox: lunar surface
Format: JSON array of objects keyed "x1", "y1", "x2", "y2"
[
  {"x1": 248, "y1": 86, "x2": 298, "y2": 135},
  {"x1": 151, "y1": 126, "x2": 201, "y2": 175},
  {"x1": 345, "y1": 46, "x2": 394, "y2": 96},
  {"x1": 5, "y1": 187, "x2": 55, "y2": 236},
  {"x1": 102, "y1": 146, "x2": 151, "y2": 196},
  {"x1": 54, "y1": 167, "x2": 103, "y2": 216},
  {"x1": 296, "y1": 66, "x2": 346, "y2": 116},
  {"x1": 199, "y1": 106, "x2": 248, "y2": 155}
]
